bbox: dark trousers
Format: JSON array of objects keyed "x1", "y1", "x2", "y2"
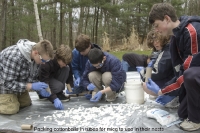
[
  {"x1": 178, "y1": 67, "x2": 200, "y2": 123},
  {"x1": 49, "y1": 66, "x2": 70, "y2": 94}
]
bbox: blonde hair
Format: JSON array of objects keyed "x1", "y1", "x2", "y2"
[
  {"x1": 147, "y1": 30, "x2": 170, "y2": 51},
  {"x1": 33, "y1": 40, "x2": 54, "y2": 59},
  {"x1": 55, "y1": 44, "x2": 72, "y2": 64}
]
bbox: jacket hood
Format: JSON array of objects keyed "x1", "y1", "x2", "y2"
[
  {"x1": 173, "y1": 16, "x2": 200, "y2": 36},
  {"x1": 17, "y1": 39, "x2": 36, "y2": 62}
]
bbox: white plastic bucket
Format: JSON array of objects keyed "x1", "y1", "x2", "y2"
[{"x1": 124, "y1": 81, "x2": 144, "y2": 104}]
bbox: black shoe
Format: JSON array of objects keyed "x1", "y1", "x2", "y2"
[
  {"x1": 57, "y1": 93, "x2": 70, "y2": 102},
  {"x1": 38, "y1": 94, "x2": 48, "y2": 100}
]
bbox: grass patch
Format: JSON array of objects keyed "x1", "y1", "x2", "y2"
[{"x1": 110, "y1": 50, "x2": 152, "y2": 60}]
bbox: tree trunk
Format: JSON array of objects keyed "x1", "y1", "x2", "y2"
[
  {"x1": 141, "y1": 16, "x2": 148, "y2": 44},
  {"x1": 184, "y1": 0, "x2": 188, "y2": 14},
  {"x1": 99, "y1": 8, "x2": 103, "y2": 44},
  {"x1": 68, "y1": 3, "x2": 73, "y2": 49},
  {"x1": 137, "y1": 2, "x2": 141, "y2": 37},
  {"x1": 78, "y1": 6, "x2": 84, "y2": 35},
  {"x1": 11, "y1": 0, "x2": 15, "y2": 45},
  {"x1": 94, "y1": 6, "x2": 99, "y2": 44},
  {"x1": 59, "y1": 2, "x2": 63, "y2": 45},
  {"x1": 84, "y1": 7, "x2": 90, "y2": 34},
  {"x1": 52, "y1": 2, "x2": 57, "y2": 49},
  {"x1": 1, "y1": 0, "x2": 7, "y2": 50},
  {"x1": 33, "y1": 0, "x2": 43, "y2": 41},
  {"x1": 92, "y1": 6, "x2": 97, "y2": 42},
  {"x1": 103, "y1": 10, "x2": 107, "y2": 34}
]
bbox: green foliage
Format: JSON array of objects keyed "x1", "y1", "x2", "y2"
[{"x1": 0, "y1": 0, "x2": 190, "y2": 50}]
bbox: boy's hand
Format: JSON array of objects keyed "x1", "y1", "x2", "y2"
[
  {"x1": 136, "y1": 66, "x2": 144, "y2": 73},
  {"x1": 90, "y1": 91, "x2": 102, "y2": 102},
  {"x1": 147, "y1": 59, "x2": 156, "y2": 68},
  {"x1": 156, "y1": 95, "x2": 176, "y2": 105},
  {"x1": 85, "y1": 94, "x2": 92, "y2": 100},
  {"x1": 54, "y1": 98, "x2": 64, "y2": 110},
  {"x1": 146, "y1": 78, "x2": 160, "y2": 95},
  {"x1": 39, "y1": 89, "x2": 50, "y2": 97},
  {"x1": 74, "y1": 77, "x2": 80, "y2": 87},
  {"x1": 31, "y1": 82, "x2": 48, "y2": 91},
  {"x1": 87, "y1": 83, "x2": 96, "y2": 91}
]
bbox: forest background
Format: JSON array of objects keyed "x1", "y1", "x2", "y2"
[{"x1": 0, "y1": 0, "x2": 199, "y2": 56}]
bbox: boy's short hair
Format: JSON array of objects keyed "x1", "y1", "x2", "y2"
[
  {"x1": 88, "y1": 48, "x2": 104, "y2": 64},
  {"x1": 55, "y1": 44, "x2": 72, "y2": 64},
  {"x1": 147, "y1": 30, "x2": 170, "y2": 51},
  {"x1": 149, "y1": 3, "x2": 177, "y2": 24},
  {"x1": 33, "y1": 40, "x2": 54, "y2": 59},
  {"x1": 75, "y1": 34, "x2": 91, "y2": 52}
]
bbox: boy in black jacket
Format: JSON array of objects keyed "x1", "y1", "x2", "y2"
[{"x1": 39, "y1": 44, "x2": 73, "y2": 110}]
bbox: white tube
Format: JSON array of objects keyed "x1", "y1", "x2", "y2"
[{"x1": 21, "y1": 124, "x2": 33, "y2": 130}]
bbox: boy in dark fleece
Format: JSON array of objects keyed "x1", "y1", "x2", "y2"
[{"x1": 39, "y1": 44, "x2": 73, "y2": 110}]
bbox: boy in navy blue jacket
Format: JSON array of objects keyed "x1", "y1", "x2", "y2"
[
  {"x1": 148, "y1": 3, "x2": 200, "y2": 131},
  {"x1": 81, "y1": 48, "x2": 126, "y2": 102},
  {"x1": 70, "y1": 34, "x2": 101, "y2": 94}
]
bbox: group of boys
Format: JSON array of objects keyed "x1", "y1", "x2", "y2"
[
  {"x1": 0, "y1": 34, "x2": 126, "y2": 113},
  {"x1": 0, "y1": 2, "x2": 200, "y2": 131}
]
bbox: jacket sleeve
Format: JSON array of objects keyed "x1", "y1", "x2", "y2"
[
  {"x1": 71, "y1": 49, "x2": 81, "y2": 79},
  {"x1": 151, "y1": 48, "x2": 173, "y2": 81},
  {"x1": 81, "y1": 61, "x2": 92, "y2": 88},
  {"x1": 109, "y1": 58, "x2": 126, "y2": 92},
  {"x1": 161, "y1": 24, "x2": 199, "y2": 95},
  {"x1": 66, "y1": 64, "x2": 74, "y2": 87},
  {"x1": 184, "y1": 53, "x2": 200, "y2": 69},
  {"x1": 182, "y1": 23, "x2": 200, "y2": 70},
  {"x1": 39, "y1": 62, "x2": 58, "y2": 103},
  {"x1": 38, "y1": 63, "x2": 51, "y2": 85}
]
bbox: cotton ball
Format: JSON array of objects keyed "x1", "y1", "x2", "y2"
[
  {"x1": 52, "y1": 114, "x2": 56, "y2": 118},
  {"x1": 56, "y1": 113, "x2": 62, "y2": 118},
  {"x1": 25, "y1": 117, "x2": 31, "y2": 120}
]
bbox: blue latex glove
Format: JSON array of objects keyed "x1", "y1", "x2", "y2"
[
  {"x1": 74, "y1": 77, "x2": 80, "y2": 87},
  {"x1": 136, "y1": 66, "x2": 144, "y2": 73},
  {"x1": 66, "y1": 88, "x2": 74, "y2": 94},
  {"x1": 156, "y1": 95, "x2": 176, "y2": 105},
  {"x1": 32, "y1": 82, "x2": 48, "y2": 91},
  {"x1": 146, "y1": 78, "x2": 161, "y2": 95},
  {"x1": 87, "y1": 83, "x2": 96, "y2": 91},
  {"x1": 85, "y1": 94, "x2": 92, "y2": 100},
  {"x1": 147, "y1": 59, "x2": 156, "y2": 67},
  {"x1": 54, "y1": 98, "x2": 64, "y2": 110},
  {"x1": 39, "y1": 89, "x2": 50, "y2": 97},
  {"x1": 66, "y1": 86, "x2": 84, "y2": 94},
  {"x1": 90, "y1": 91, "x2": 102, "y2": 102}
]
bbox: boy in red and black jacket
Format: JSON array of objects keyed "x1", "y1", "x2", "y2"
[{"x1": 148, "y1": 3, "x2": 200, "y2": 131}]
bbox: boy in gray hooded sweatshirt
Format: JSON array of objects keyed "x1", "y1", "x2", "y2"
[{"x1": 0, "y1": 39, "x2": 54, "y2": 114}]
